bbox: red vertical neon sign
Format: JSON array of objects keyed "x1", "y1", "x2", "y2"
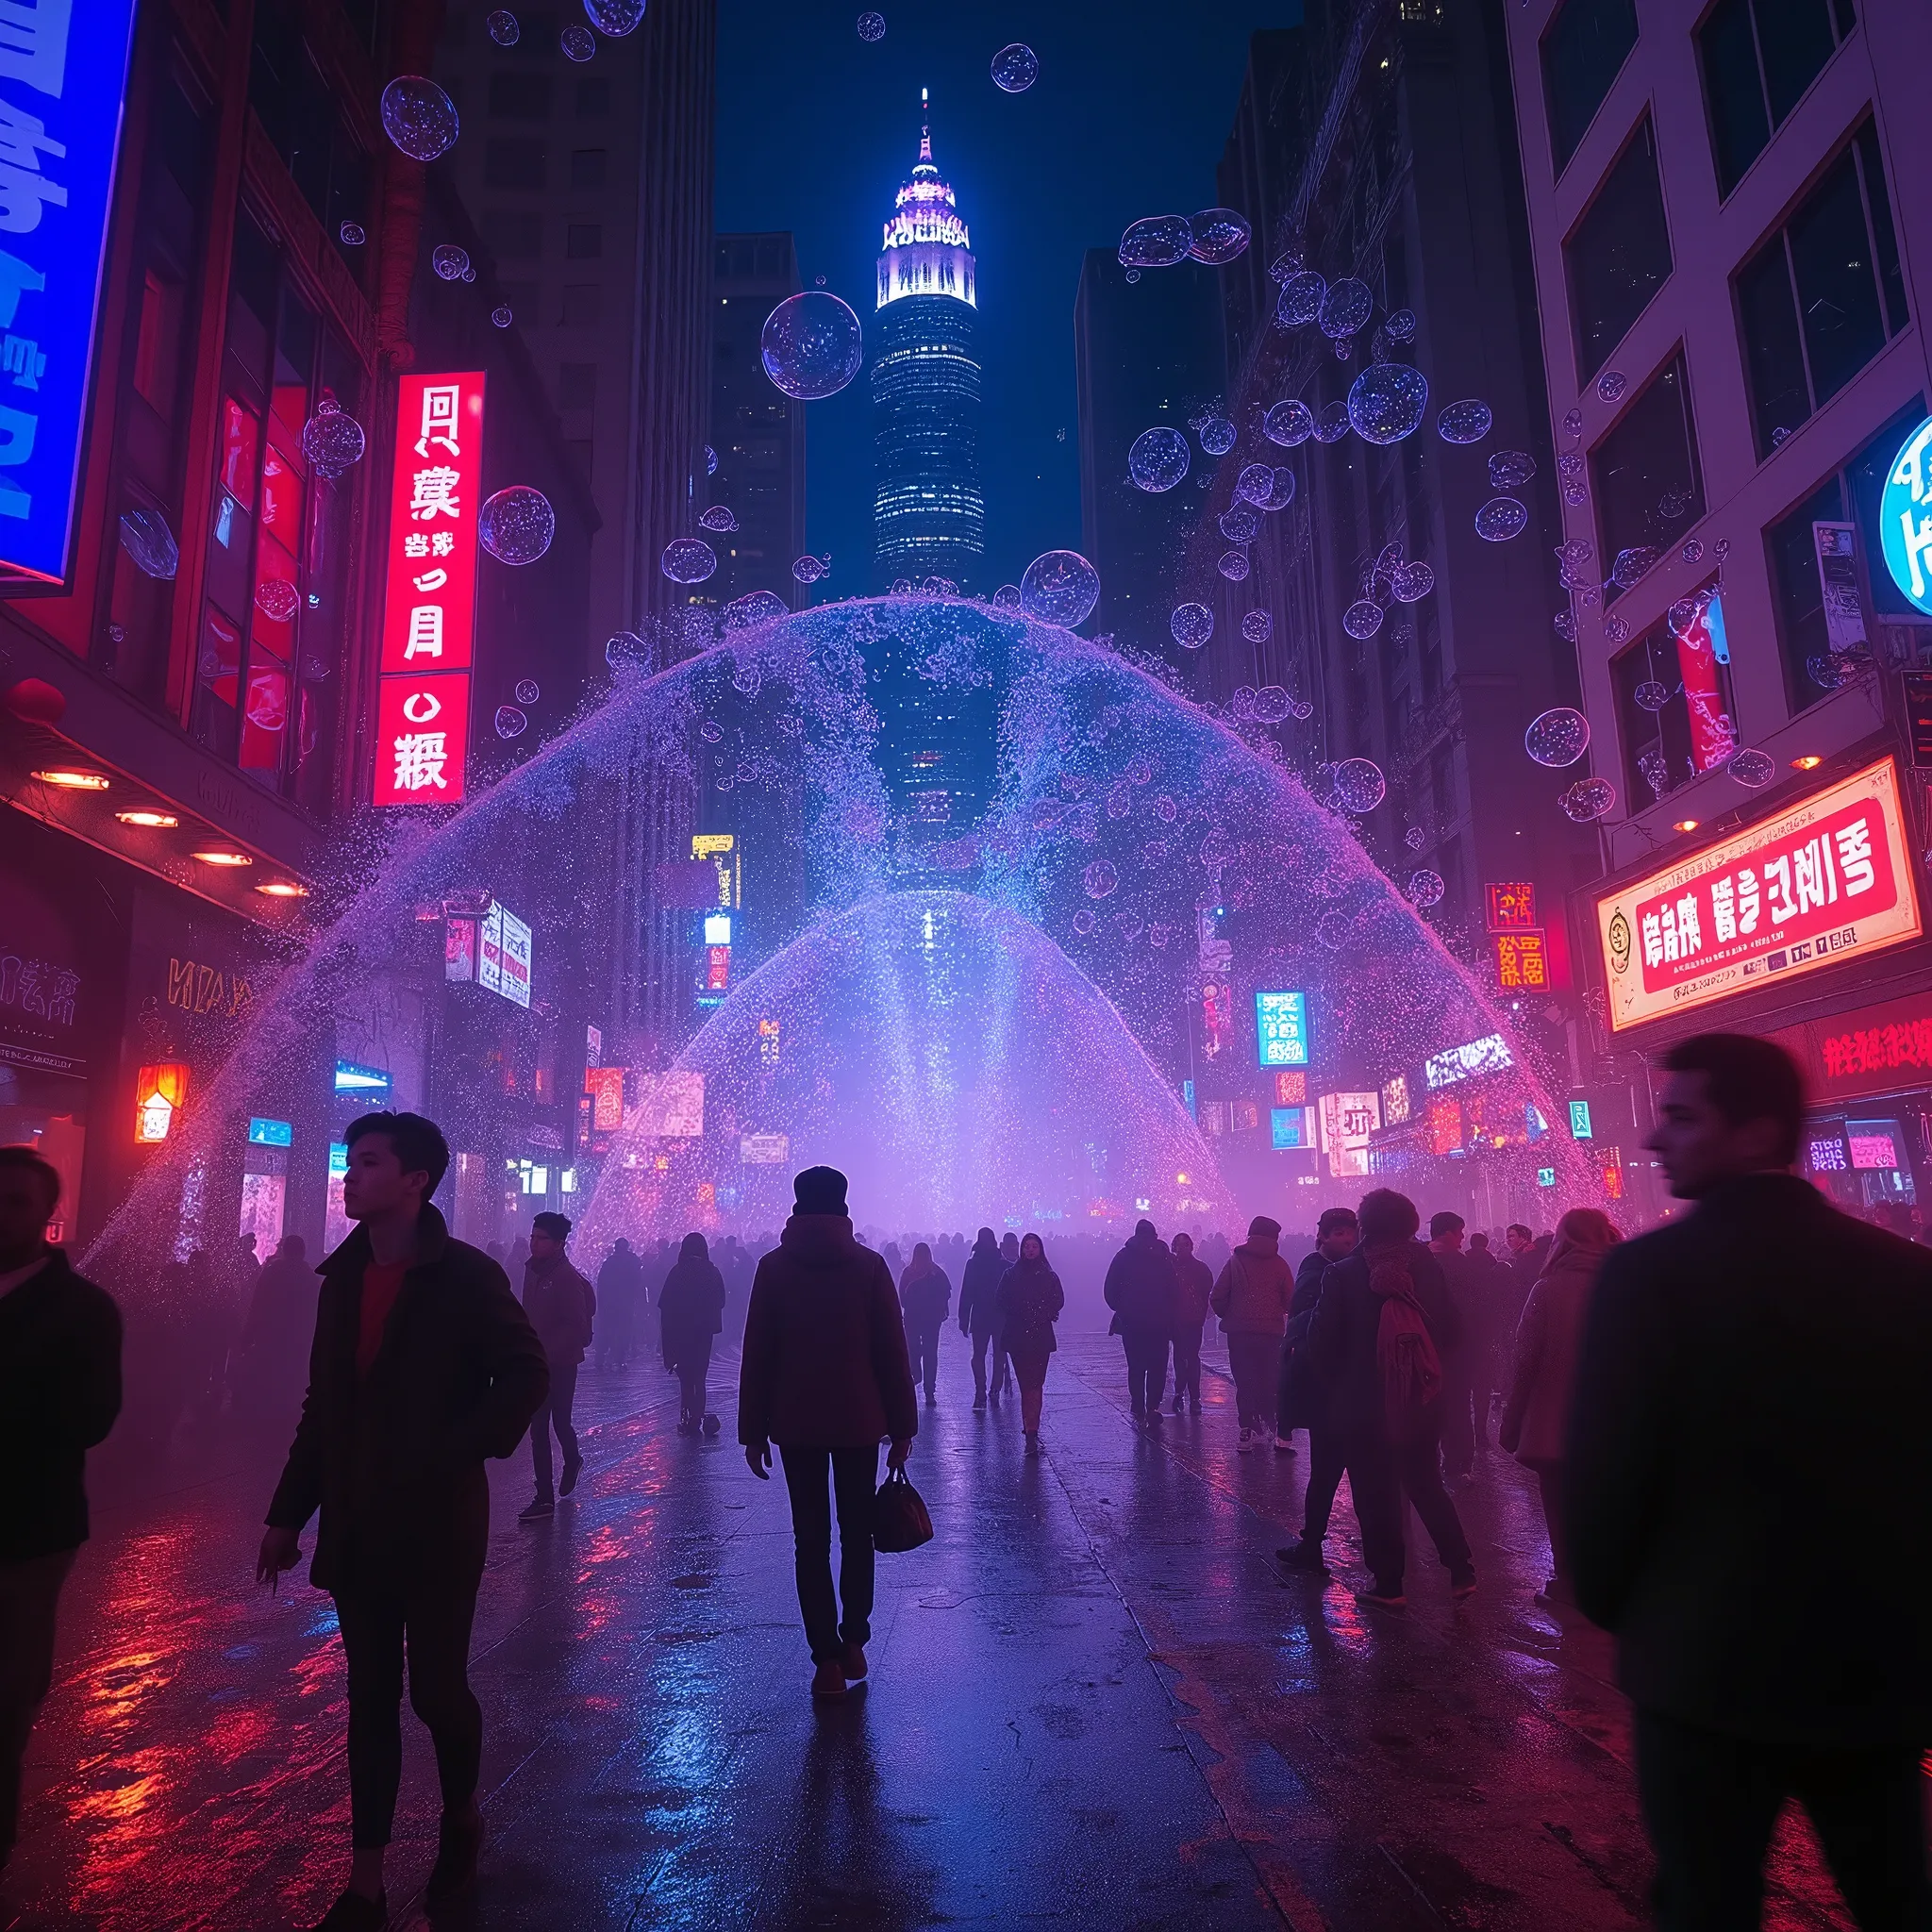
[{"x1": 375, "y1": 373, "x2": 486, "y2": 806}]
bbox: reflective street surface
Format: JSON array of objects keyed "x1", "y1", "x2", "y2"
[{"x1": 6, "y1": 1337, "x2": 1857, "y2": 1931}]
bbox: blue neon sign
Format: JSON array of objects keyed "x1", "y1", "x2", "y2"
[
  {"x1": 0, "y1": 0, "x2": 141, "y2": 584},
  {"x1": 247, "y1": 1116, "x2": 293, "y2": 1146},
  {"x1": 1882, "y1": 416, "x2": 1932, "y2": 619},
  {"x1": 1255, "y1": 989, "x2": 1308, "y2": 1068},
  {"x1": 1270, "y1": 1106, "x2": 1307, "y2": 1150}
]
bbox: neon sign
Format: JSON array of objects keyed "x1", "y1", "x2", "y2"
[
  {"x1": 1882, "y1": 415, "x2": 1932, "y2": 617},
  {"x1": 1255, "y1": 990, "x2": 1308, "y2": 1067}
]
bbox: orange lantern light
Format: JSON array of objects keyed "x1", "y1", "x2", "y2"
[{"x1": 135, "y1": 1062, "x2": 190, "y2": 1143}]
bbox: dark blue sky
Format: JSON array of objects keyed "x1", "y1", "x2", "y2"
[{"x1": 715, "y1": 2, "x2": 1298, "y2": 591}]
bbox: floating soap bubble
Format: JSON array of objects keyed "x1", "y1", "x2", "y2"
[
  {"x1": 301, "y1": 400, "x2": 364, "y2": 480},
  {"x1": 1634, "y1": 680, "x2": 1669, "y2": 712},
  {"x1": 792, "y1": 554, "x2": 827, "y2": 584},
  {"x1": 703, "y1": 444, "x2": 719, "y2": 476},
  {"x1": 1557, "y1": 537, "x2": 1594, "y2": 571},
  {"x1": 1728, "y1": 749, "x2": 1775, "y2": 788},
  {"x1": 432, "y1": 244, "x2": 469, "y2": 281},
  {"x1": 1020, "y1": 549, "x2": 1100, "y2": 628},
  {"x1": 477, "y1": 485, "x2": 554, "y2": 564},
  {"x1": 487, "y1": 7, "x2": 519, "y2": 42},
  {"x1": 1128, "y1": 425, "x2": 1190, "y2": 492},
  {"x1": 1405, "y1": 825, "x2": 1425, "y2": 852},
  {"x1": 380, "y1": 76, "x2": 458, "y2": 160},
  {"x1": 119, "y1": 506, "x2": 179, "y2": 578},
  {"x1": 1241, "y1": 608, "x2": 1273, "y2": 644},
  {"x1": 1170, "y1": 603, "x2": 1213, "y2": 649},
  {"x1": 726, "y1": 591, "x2": 787, "y2": 629},
  {"x1": 661, "y1": 537, "x2": 717, "y2": 583},
  {"x1": 1124, "y1": 270, "x2": 1141, "y2": 284},
  {"x1": 1219, "y1": 550, "x2": 1251, "y2": 582},
  {"x1": 1525, "y1": 707, "x2": 1590, "y2": 767},
  {"x1": 857, "y1": 9, "x2": 885, "y2": 38},
  {"x1": 1563, "y1": 484, "x2": 1587, "y2": 507},
  {"x1": 991, "y1": 42, "x2": 1038, "y2": 91},
  {"x1": 1562, "y1": 407, "x2": 1584, "y2": 437},
  {"x1": 1313, "y1": 401, "x2": 1350, "y2": 444},
  {"x1": 1604, "y1": 615, "x2": 1628, "y2": 644},
  {"x1": 560, "y1": 23, "x2": 595, "y2": 56},
  {"x1": 339, "y1": 222, "x2": 365, "y2": 246},
  {"x1": 1475, "y1": 496, "x2": 1527, "y2": 541},
  {"x1": 1438, "y1": 398, "x2": 1492, "y2": 443},
  {"x1": 1252, "y1": 466, "x2": 1296, "y2": 509},
  {"x1": 1489, "y1": 450, "x2": 1536, "y2": 490},
  {"x1": 494, "y1": 706, "x2": 528, "y2": 740},
  {"x1": 1276, "y1": 271, "x2": 1325, "y2": 327},
  {"x1": 1342, "y1": 599, "x2": 1384, "y2": 640},
  {"x1": 1334, "y1": 758, "x2": 1386, "y2": 812},
  {"x1": 698, "y1": 505, "x2": 738, "y2": 532},
  {"x1": 1596, "y1": 370, "x2": 1626, "y2": 402},
  {"x1": 1263, "y1": 398, "x2": 1315, "y2": 447},
  {"x1": 1391, "y1": 561, "x2": 1433, "y2": 602},
  {"x1": 1639, "y1": 749, "x2": 1670, "y2": 795},
  {"x1": 1553, "y1": 611, "x2": 1576, "y2": 641},
  {"x1": 1713, "y1": 538, "x2": 1730, "y2": 561},
  {"x1": 1407, "y1": 870, "x2": 1445, "y2": 908},
  {"x1": 508, "y1": 678, "x2": 538, "y2": 707},
  {"x1": 1188, "y1": 208, "x2": 1251, "y2": 265},
  {"x1": 1253, "y1": 684, "x2": 1291, "y2": 723},
  {"x1": 1198, "y1": 415, "x2": 1236, "y2": 456},
  {"x1": 461, "y1": 264, "x2": 477, "y2": 283},
  {"x1": 1384, "y1": 308, "x2": 1417, "y2": 341},
  {"x1": 1071, "y1": 908, "x2": 1096, "y2": 936},
  {"x1": 585, "y1": 0, "x2": 645, "y2": 32},
  {"x1": 760, "y1": 291, "x2": 864, "y2": 400},
  {"x1": 1320, "y1": 278, "x2": 1372, "y2": 339},
  {"x1": 1347, "y1": 362, "x2": 1427, "y2": 443},
  {"x1": 1287, "y1": 696, "x2": 1313, "y2": 720},
  {"x1": 491, "y1": 306, "x2": 512, "y2": 327},
  {"x1": 605, "y1": 630, "x2": 646, "y2": 670},
  {"x1": 1235, "y1": 462, "x2": 1275, "y2": 505},
  {"x1": 1609, "y1": 545, "x2": 1657, "y2": 588},
  {"x1": 1657, "y1": 490, "x2": 1692, "y2": 521},
  {"x1": 1681, "y1": 539, "x2": 1704, "y2": 564},
  {"x1": 1666, "y1": 597, "x2": 1700, "y2": 636},
  {"x1": 1125, "y1": 757, "x2": 1153, "y2": 786},
  {"x1": 992, "y1": 583, "x2": 1022, "y2": 610},
  {"x1": 1229, "y1": 687, "x2": 1258, "y2": 723},
  {"x1": 254, "y1": 576, "x2": 299, "y2": 622},
  {"x1": 1219, "y1": 504, "x2": 1258, "y2": 543},
  {"x1": 1083, "y1": 859, "x2": 1119, "y2": 899},
  {"x1": 1561, "y1": 777, "x2": 1616, "y2": 823},
  {"x1": 1332, "y1": 337, "x2": 1355, "y2": 362},
  {"x1": 1119, "y1": 215, "x2": 1193, "y2": 268},
  {"x1": 1557, "y1": 452, "x2": 1586, "y2": 479},
  {"x1": 1153, "y1": 794, "x2": 1178, "y2": 823}
]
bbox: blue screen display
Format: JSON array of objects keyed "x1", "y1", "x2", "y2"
[
  {"x1": 0, "y1": 0, "x2": 140, "y2": 582},
  {"x1": 1255, "y1": 990, "x2": 1308, "y2": 1068}
]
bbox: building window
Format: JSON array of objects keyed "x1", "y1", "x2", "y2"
[
  {"x1": 566, "y1": 223, "x2": 602, "y2": 260},
  {"x1": 558, "y1": 361, "x2": 596, "y2": 408},
  {"x1": 488, "y1": 71, "x2": 551, "y2": 120},
  {"x1": 1590, "y1": 353, "x2": 1703, "y2": 595},
  {"x1": 1767, "y1": 397, "x2": 1925, "y2": 713},
  {"x1": 575, "y1": 77, "x2": 610, "y2": 117},
  {"x1": 482, "y1": 209, "x2": 543, "y2": 259},
  {"x1": 1565, "y1": 116, "x2": 1672, "y2": 384},
  {"x1": 570, "y1": 147, "x2": 608, "y2": 188},
  {"x1": 1734, "y1": 124, "x2": 1907, "y2": 459},
  {"x1": 484, "y1": 138, "x2": 546, "y2": 190},
  {"x1": 1612, "y1": 606, "x2": 1737, "y2": 807},
  {"x1": 1698, "y1": 0, "x2": 1857, "y2": 198},
  {"x1": 560, "y1": 283, "x2": 600, "y2": 325},
  {"x1": 1540, "y1": 0, "x2": 1638, "y2": 176}
]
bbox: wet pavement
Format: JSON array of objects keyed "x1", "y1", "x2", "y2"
[{"x1": 5, "y1": 1334, "x2": 1861, "y2": 1931}]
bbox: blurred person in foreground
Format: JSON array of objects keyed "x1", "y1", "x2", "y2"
[{"x1": 1569, "y1": 1034, "x2": 1932, "y2": 1929}]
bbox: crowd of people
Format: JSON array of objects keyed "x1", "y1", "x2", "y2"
[{"x1": 3, "y1": 1029, "x2": 1929, "y2": 1929}]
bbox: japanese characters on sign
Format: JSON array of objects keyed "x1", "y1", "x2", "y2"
[
  {"x1": 1595, "y1": 758, "x2": 1922, "y2": 1031},
  {"x1": 1254, "y1": 989, "x2": 1308, "y2": 1067},
  {"x1": 0, "y1": 0, "x2": 140, "y2": 584},
  {"x1": 1882, "y1": 415, "x2": 1932, "y2": 619},
  {"x1": 375, "y1": 373, "x2": 485, "y2": 805}
]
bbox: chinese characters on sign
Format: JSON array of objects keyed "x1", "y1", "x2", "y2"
[
  {"x1": 1273, "y1": 1069, "x2": 1306, "y2": 1106},
  {"x1": 475, "y1": 901, "x2": 532, "y2": 1009},
  {"x1": 1494, "y1": 930, "x2": 1548, "y2": 990},
  {"x1": 1485, "y1": 882, "x2": 1536, "y2": 930},
  {"x1": 375, "y1": 373, "x2": 486, "y2": 806},
  {"x1": 1317, "y1": 1090, "x2": 1380, "y2": 1179},
  {"x1": 1881, "y1": 415, "x2": 1932, "y2": 619},
  {"x1": 1595, "y1": 758, "x2": 1922, "y2": 1031},
  {"x1": 1254, "y1": 989, "x2": 1308, "y2": 1067}
]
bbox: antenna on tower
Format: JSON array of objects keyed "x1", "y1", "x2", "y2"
[{"x1": 919, "y1": 85, "x2": 932, "y2": 162}]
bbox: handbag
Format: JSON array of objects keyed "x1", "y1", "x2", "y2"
[{"x1": 872, "y1": 1465, "x2": 934, "y2": 1553}]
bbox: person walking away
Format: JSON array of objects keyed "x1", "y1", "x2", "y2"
[
  {"x1": 958, "y1": 1227, "x2": 1005, "y2": 1408},
  {"x1": 1169, "y1": 1232, "x2": 1213, "y2": 1415},
  {"x1": 1498, "y1": 1207, "x2": 1620, "y2": 1603},
  {"x1": 1568, "y1": 1034, "x2": 1932, "y2": 1928},
  {"x1": 0, "y1": 1147, "x2": 121, "y2": 1880},
  {"x1": 658, "y1": 1233, "x2": 725, "y2": 1437},
  {"x1": 1277, "y1": 1208, "x2": 1357, "y2": 1572},
  {"x1": 1210, "y1": 1216, "x2": 1295, "y2": 1452},
  {"x1": 1463, "y1": 1231, "x2": 1506, "y2": 1439},
  {"x1": 1427, "y1": 1212, "x2": 1478, "y2": 1483},
  {"x1": 1305, "y1": 1189, "x2": 1473, "y2": 1607},
  {"x1": 897, "y1": 1242, "x2": 951, "y2": 1404},
  {"x1": 997, "y1": 1234, "x2": 1064, "y2": 1450},
  {"x1": 991, "y1": 1232, "x2": 1021, "y2": 1397},
  {"x1": 258, "y1": 1112, "x2": 546, "y2": 1928},
  {"x1": 595, "y1": 1239, "x2": 644, "y2": 1371},
  {"x1": 232, "y1": 1233, "x2": 317, "y2": 1436},
  {"x1": 1105, "y1": 1219, "x2": 1180, "y2": 1427},
  {"x1": 740, "y1": 1166, "x2": 916, "y2": 1701},
  {"x1": 518, "y1": 1212, "x2": 596, "y2": 1520}
]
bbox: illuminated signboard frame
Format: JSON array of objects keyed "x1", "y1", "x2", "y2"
[
  {"x1": 1424, "y1": 1033, "x2": 1514, "y2": 1090},
  {"x1": 1594, "y1": 756, "x2": 1922, "y2": 1031},
  {"x1": 475, "y1": 902, "x2": 532, "y2": 1009},
  {"x1": 0, "y1": 0, "x2": 142, "y2": 587},
  {"x1": 1882, "y1": 415, "x2": 1932, "y2": 618},
  {"x1": 1255, "y1": 989, "x2": 1308, "y2": 1068},
  {"x1": 375, "y1": 372, "x2": 486, "y2": 807},
  {"x1": 1317, "y1": 1090, "x2": 1381, "y2": 1178}
]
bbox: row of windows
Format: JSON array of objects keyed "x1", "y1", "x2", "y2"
[
  {"x1": 483, "y1": 141, "x2": 608, "y2": 191},
  {"x1": 481, "y1": 210, "x2": 604, "y2": 259}
]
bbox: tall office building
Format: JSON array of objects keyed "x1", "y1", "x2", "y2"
[
  {"x1": 872, "y1": 92, "x2": 985, "y2": 590},
  {"x1": 710, "y1": 233, "x2": 807, "y2": 608}
]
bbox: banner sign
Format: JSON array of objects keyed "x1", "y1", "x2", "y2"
[
  {"x1": 1254, "y1": 989, "x2": 1308, "y2": 1067},
  {"x1": 1768, "y1": 988, "x2": 1932, "y2": 1107},
  {"x1": 1317, "y1": 1090, "x2": 1380, "y2": 1179},
  {"x1": 1882, "y1": 415, "x2": 1932, "y2": 618},
  {"x1": 1595, "y1": 758, "x2": 1922, "y2": 1031}
]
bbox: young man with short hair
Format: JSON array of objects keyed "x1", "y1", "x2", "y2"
[{"x1": 258, "y1": 1111, "x2": 547, "y2": 1930}]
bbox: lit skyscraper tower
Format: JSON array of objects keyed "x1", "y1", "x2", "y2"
[{"x1": 873, "y1": 91, "x2": 984, "y2": 589}]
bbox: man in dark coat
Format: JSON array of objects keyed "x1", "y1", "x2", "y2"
[
  {"x1": 0, "y1": 1146, "x2": 120, "y2": 1877},
  {"x1": 1426, "y1": 1211, "x2": 1477, "y2": 1482},
  {"x1": 957, "y1": 1226, "x2": 1006, "y2": 1408},
  {"x1": 1305, "y1": 1188, "x2": 1473, "y2": 1607},
  {"x1": 232, "y1": 1233, "x2": 317, "y2": 1436},
  {"x1": 740, "y1": 1166, "x2": 917, "y2": 1701},
  {"x1": 1104, "y1": 1219, "x2": 1180, "y2": 1425},
  {"x1": 258, "y1": 1112, "x2": 547, "y2": 1931},
  {"x1": 1277, "y1": 1207, "x2": 1356, "y2": 1572},
  {"x1": 1568, "y1": 1033, "x2": 1932, "y2": 1928},
  {"x1": 519, "y1": 1211, "x2": 596, "y2": 1519},
  {"x1": 1168, "y1": 1232, "x2": 1214, "y2": 1415},
  {"x1": 595, "y1": 1238, "x2": 644, "y2": 1370}
]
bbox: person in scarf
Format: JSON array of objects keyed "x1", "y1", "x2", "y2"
[
  {"x1": 658, "y1": 1233, "x2": 726, "y2": 1437},
  {"x1": 897, "y1": 1241, "x2": 952, "y2": 1404},
  {"x1": 1305, "y1": 1188, "x2": 1474, "y2": 1608},
  {"x1": 518, "y1": 1213, "x2": 596, "y2": 1520},
  {"x1": 957, "y1": 1227, "x2": 1007, "y2": 1407},
  {"x1": 995, "y1": 1233, "x2": 1065, "y2": 1451}
]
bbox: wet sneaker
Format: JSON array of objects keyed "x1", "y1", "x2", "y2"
[
  {"x1": 841, "y1": 1640, "x2": 868, "y2": 1680},
  {"x1": 810, "y1": 1661, "x2": 847, "y2": 1700},
  {"x1": 1356, "y1": 1584, "x2": 1407, "y2": 1611},
  {"x1": 309, "y1": 1890, "x2": 388, "y2": 1932},
  {"x1": 973, "y1": 1393, "x2": 987, "y2": 1409},
  {"x1": 1276, "y1": 1539, "x2": 1329, "y2": 1574},
  {"x1": 1449, "y1": 1565, "x2": 1477, "y2": 1598},
  {"x1": 1024, "y1": 1432, "x2": 1040, "y2": 1453},
  {"x1": 1169, "y1": 1396, "x2": 1183, "y2": 1414},
  {"x1": 1238, "y1": 1427, "x2": 1256, "y2": 1453},
  {"x1": 559, "y1": 1454, "x2": 583, "y2": 1497},
  {"x1": 518, "y1": 1495, "x2": 554, "y2": 1522},
  {"x1": 701, "y1": 1413, "x2": 722, "y2": 1437}
]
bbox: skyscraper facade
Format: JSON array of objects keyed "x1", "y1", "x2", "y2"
[{"x1": 872, "y1": 93, "x2": 984, "y2": 590}]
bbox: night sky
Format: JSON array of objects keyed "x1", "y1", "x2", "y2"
[{"x1": 714, "y1": 2, "x2": 1300, "y2": 593}]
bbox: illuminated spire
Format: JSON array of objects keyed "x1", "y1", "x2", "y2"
[
  {"x1": 877, "y1": 86, "x2": 974, "y2": 308},
  {"x1": 920, "y1": 86, "x2": 931, "y2": 163}
]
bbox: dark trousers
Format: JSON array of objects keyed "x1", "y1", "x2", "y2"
[
  {"x1": 335, "y1": 1574, "x2": 483, "y2": 1849},
  {"x1": 1124, "y1": 1331, "x2": 1169, "y2": 1412},
  {"x1": 779, "y1": 1445, "x2": 878, "y2": 1664},
  {"x1": 1226, "y1": 1331, "x2": 1278, "y2": 1429},
  {"x1": 529, "y1": 1357, "x2": 579, "y2": 1495},
  {"x1": 970, "y1": 1329, "x2": 1008, "y2": 1398},
  {"x1": 1171, "y1": 1332, "x2": 1202, "y2": 1407},
  {"x1": 1440, "y1": 1353, "x2": 1476, "y2": 1477},
  {"x1": 0, "y1": 1548, "x2": 75, "y2": 1856},
  {"x1": 908, "y1": 1324, "x2": 941, "y2": 1397},
  {"x1": 1299, "y1": 1425, "x2": 1347, "y2": 1542},
  {"x1": 1528, "y1": 1458, "x2": 1570, "y2": 1585},
  {"x1": 1635, "y1": 1709, "x2": 1932, "y2": 1931},
  {"x1": 674, "y1": 1337, "x2": 713, "y2": 1422},
  {"x1": 1346, "y1": 1425, "x2": 1471, "y2": 1591}
]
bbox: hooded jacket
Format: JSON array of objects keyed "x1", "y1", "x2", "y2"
[
  {"x1": 738, "y1": 1214, "x2": 919, "y2": 1449},
  {"x1": 1209, "y1": 1233, "x2": 1296, "y2": 1336},
  {"x1": 522, "y1": 1250, "x2": 596, "y2": 1366},
  {"x1": 898, "y1": 1252, "x2": 952, "y2": 1331},
  {"x1": 1104, "y1": 1226, "x2": 1179, "y2": 1337},
  {"x1": 958, "y1": 1236, "x2": 1007, "y2": 1338}
]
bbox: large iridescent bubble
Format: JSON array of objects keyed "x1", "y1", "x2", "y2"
[
  {"x1": 857, "y1": 9, "x2": 885, "y2": 40},
  {"x1": 1199, "y1": 415, "x2": 1237, "y2": 456},
  {"x1": 380, "y1": 76, "x2": 459, "y2": 160},
  {"x1": 1475, "y1": 497, "x2": 1527, "y2": 541},
  {"x1": 1020, "y1": 550, "x2": 1100, "y2": 629},
  {"x1": 1128, "y1": 426, "x2": 1190, "y2": 492},
  {"x1": 991, "y1": 42, "x2": 1038, "y2": 91},
  {"x1": 1119, "y1": 216, "x2": 1193, "y2": 269},
  {"x1": 301, "y1": 399, "x2": 365, "y2": 480},
  {"x1": 761, "y1": 291, "x2": 864, "y2": 400},
  {"x1": 1263, "y1": 399, "x2": 1315, "y2": 447},
  {"x1": 1276, "y1": 271, "x2": 1325, "y2": 327},
  {"x1": 1333, "y1": 758, "x2": 1387, "y2": 813},
  {"x1": 1346, "y1": 363, "x2": 1427, "y2": 444},
  {"x1": 1524, "y1": 707, "x2": 1590, "y2": 767},
  {"x1": 477, "y1": 485, "x2": 555, "y2": 564},
  {"x1": 1561, "y1": 777, "x2": 1616, "y2": 823},
  {"x1": 662, "y1": 536, "x2": 717, "y2": 584},
  {"x1": 1437, "y1": 398, "x2": 1493, "y2": 443},
  {"x1": 1170, "y1": 603, "x2": 1212, "y2": 649},
  {"x1": 1319, "y1": 278, "x2": 1372, "y2": 339},
  {"x1": 1188, "y1": 208, "x2": 1251, "y2": 265},
  {"x1": 584, "y1": 0, "x2": 645, "y2": 32}
]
